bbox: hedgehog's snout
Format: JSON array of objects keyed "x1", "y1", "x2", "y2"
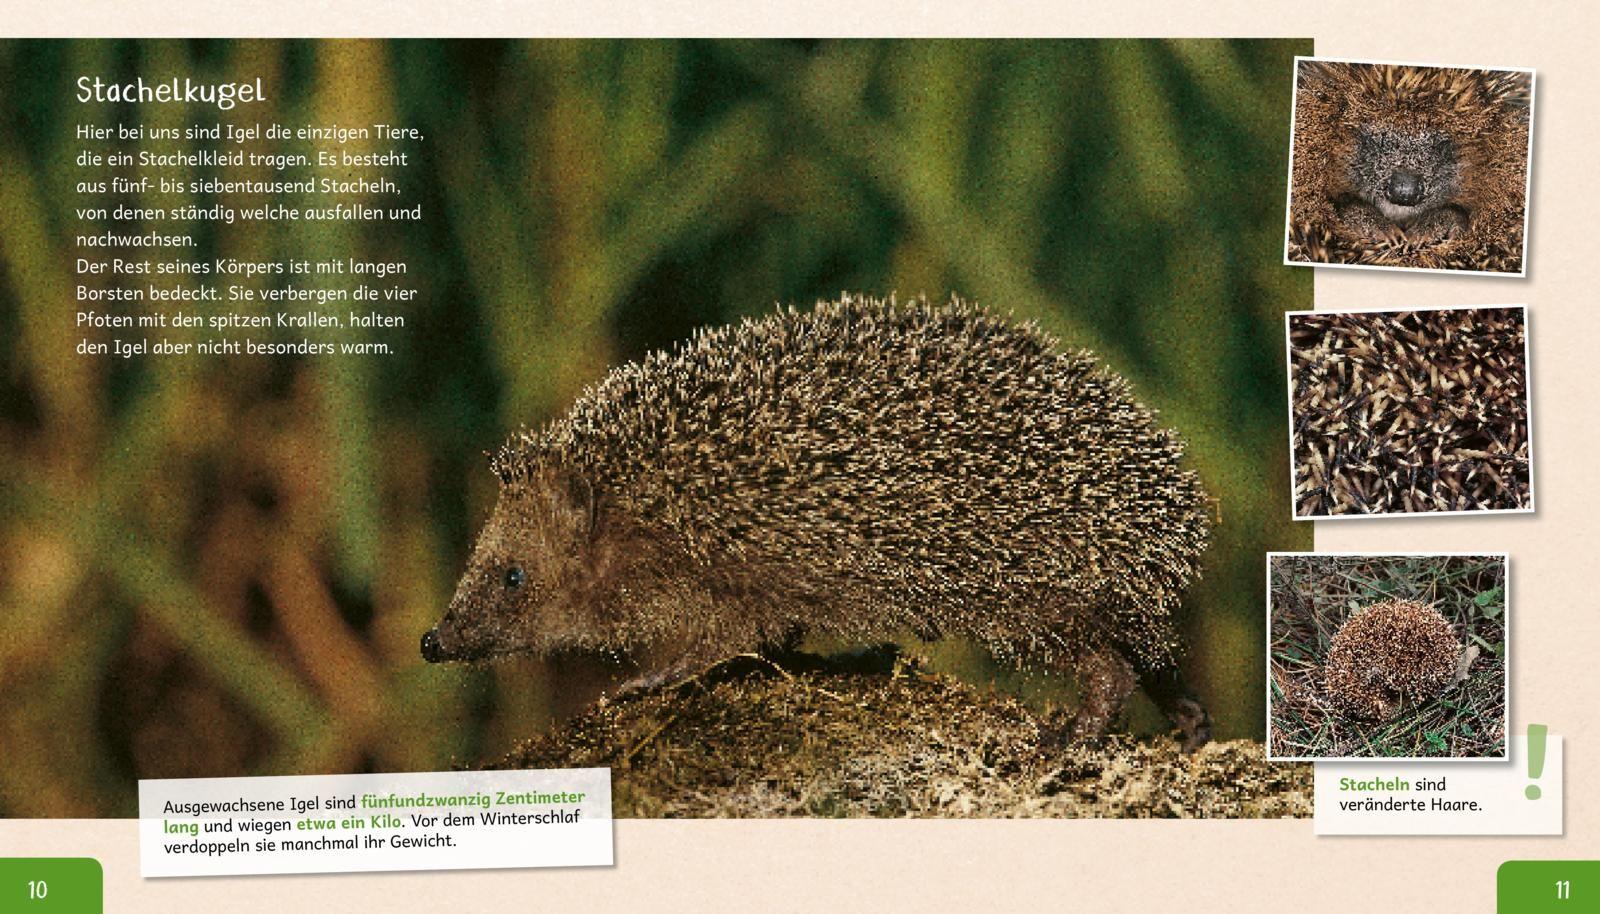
[
  {"x1": 420, "y1": 620, "x2": 494, "y2": 663},
  {"x1": 421, "y1": 627, "x2": 444, "y2": 663},
  {"x1": 1385, "y1": 170, "x2": 1424, "y2": 206},
  {"x1": 422, "y1": 602, "x2": 500, "y2": 663}
]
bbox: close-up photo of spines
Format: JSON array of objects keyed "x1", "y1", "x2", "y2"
[{"x1": 1286, "y1": 305, "x2": 1531, "y2": 518}]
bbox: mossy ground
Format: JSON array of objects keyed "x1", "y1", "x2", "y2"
[{"x1": 490, "y1": 655, "x2": 1310, "y2": 818}]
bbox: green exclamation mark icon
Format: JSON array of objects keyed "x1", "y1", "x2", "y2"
[{"x1": 1525, "y1": 724, "x2": 1548, "y2": 800}]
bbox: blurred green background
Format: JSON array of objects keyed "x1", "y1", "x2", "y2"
[{"x1": 0, "y1": 39, "x2": 1310, "y2": 817}]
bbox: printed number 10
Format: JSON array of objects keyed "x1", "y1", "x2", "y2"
[
  {"x1": 1556, "y1": 879, "x2": 1571, "y2": 900},
  {"x1": 27, "y1": 879, "x2": 47, "y2": 900}
]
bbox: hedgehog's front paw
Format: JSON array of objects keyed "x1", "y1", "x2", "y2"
[
  {"x1": 615, "y1": 659, "x2": 700, "y2": 697},
  {"x1": 1408, "y1": 205, "x2": 1469, "y2": 242},
  {"x1": 1335, "y1": 197, "x2": 1402, "y2": 242}
]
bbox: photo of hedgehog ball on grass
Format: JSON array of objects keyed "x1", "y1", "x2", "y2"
[
  {"x1": 1268, "y1": 554, "x2": 1507, "y2": 760},
  {"x1": 422, "y1": 295, "x2": 1216, "y2": 751},
  {"x1": 1288, "y1": 306, "x2": 1532, "y2": 518},
  {"x1": 1284, "y1": 59, "x2": 1533, "y2": 274}
]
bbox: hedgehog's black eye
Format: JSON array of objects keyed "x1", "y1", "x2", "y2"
[{"x1": 504, "y1": 566, "x2": 526, "y2": 590}]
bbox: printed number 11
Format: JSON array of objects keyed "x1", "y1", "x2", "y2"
[
  {"x1": 27, "y1": 879, "x2": 47, "y2": 899},
  {"x1": 1557, "y1": 879, "x2": 1571, "y2": 900}
]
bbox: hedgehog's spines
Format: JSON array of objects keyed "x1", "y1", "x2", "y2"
[
  {"x1": 1323, "y1": 599, "x2": 1461, "y2": 721},
  {"x1": 484, "y1": 295, "x2": 1210, "y2": 671}
]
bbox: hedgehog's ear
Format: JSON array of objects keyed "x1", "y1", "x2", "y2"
[{"x1": 547, "y1": 469, "x2": 601, "y2": 538}]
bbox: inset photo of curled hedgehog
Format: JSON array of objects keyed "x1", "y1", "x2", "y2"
[
  {"x1": 1267, "y1": 553, "x2": 1508, "y2": 761},
  {"x1": 1286, "y1": 305, "x2": 1533, "y2": 519},
  {"x1": 1283, "y1": 57, "x2": 1534, "y2": 275}
]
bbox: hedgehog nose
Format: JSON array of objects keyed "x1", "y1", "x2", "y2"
[
  {"x1": 1386, "y1": 171, "x2": 1424, "y2": 206},
  {"x1": 421, "y1": 628, "x2": 443, "y2": 663}
]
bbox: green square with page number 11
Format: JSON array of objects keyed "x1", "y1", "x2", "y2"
[
  {"x1": 1499, "y1": 861, "x2": 1600, "y2": 913},
  {"x1": 0, "y1": 858, "x2": 102, "y2": 913}
]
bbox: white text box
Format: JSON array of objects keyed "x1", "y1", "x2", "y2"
[
  {"x1": 139, "y1": 767, "x2": 612, "y2": 877},
  {"x1": 1315, "y1": 736, "x2": 1561, "y2": 835}
]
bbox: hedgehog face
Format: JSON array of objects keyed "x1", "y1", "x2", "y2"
[
  {"x1": 423, "y1": 472, "x2": 610, "y2": 663},
  {"x1": 1289, "y1": 62, "x2": 1532, "y2": 270},
  {"x1": 1349, "y1": 126, "x2": 1461, "y2": 224}
]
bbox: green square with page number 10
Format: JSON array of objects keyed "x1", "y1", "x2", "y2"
[
  {"x1": 1499, "y1": 861, "x2": 1600, "y2": 913},
  {"x1": 0, "y1": 858, "x2": 102, "y2": 913}
]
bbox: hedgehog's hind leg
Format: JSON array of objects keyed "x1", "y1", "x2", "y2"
[
  {"x1": 1109, "y1": 598, "x2": 1213, "y2": 752},
  {"x1": 1067, "y1": 645, "x2": 1138, "y2": 745},
  {"x1": 1138, "y1": 663, "x2": 1212, "y2": 754}
]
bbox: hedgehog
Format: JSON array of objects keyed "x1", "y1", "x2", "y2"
[
  {"x1": 422, "y1": 294, "x2": 1215, "y2": 750},
  {"x1": 1285, "y1": 60, "x2": 1532, "y2": 273},
  {"x1": 1322, "y1": 599, "x2": 1461, "y2": 721}
]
